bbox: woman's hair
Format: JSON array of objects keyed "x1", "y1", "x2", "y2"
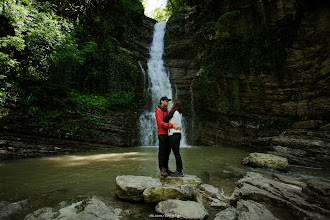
[{"x1": 170, "y1": 100, "x2": 183, "y2": 112}]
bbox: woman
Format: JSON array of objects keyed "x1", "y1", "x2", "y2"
[{"x1": 163, "y1": 100, "x2": 184, "y2": 177}]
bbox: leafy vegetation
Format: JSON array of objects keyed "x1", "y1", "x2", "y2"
[
  {"x1": 204, "y1": 10, "x2": 241, "y2": 33},
  {"x1": 0, "y1": 0, "x2": 144, "y2": 136},
  {"x1": 149, "y1": 6, "x2": 171, "y2": 21}
]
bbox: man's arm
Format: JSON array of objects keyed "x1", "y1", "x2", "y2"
[{"x1": 156, "y1": 110, "x2": 173, "y2": 129}]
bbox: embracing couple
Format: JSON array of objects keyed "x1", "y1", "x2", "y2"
[{"x1": 155, "y1": 96, "x2": 183, "y2": 177}]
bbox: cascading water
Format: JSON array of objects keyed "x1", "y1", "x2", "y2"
[{"x1": 139, "y1": 21, "x2": 188, "y2": 147}]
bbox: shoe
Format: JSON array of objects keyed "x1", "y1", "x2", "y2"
[
  {"x1": 160, "y1": 167, "x2": 168, "y2": 177},
  {"x1": 171, "y1": 170, "x2": 184, "y2": 177},
  {"x1": 166, "y1": 169, "x2": 174, "y2": 176}
]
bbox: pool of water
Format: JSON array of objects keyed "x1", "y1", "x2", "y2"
[{"x1": 1, "y1": 145, "x2": 329, "y2": 218}]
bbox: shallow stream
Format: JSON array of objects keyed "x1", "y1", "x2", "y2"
[{"x1": 1, "y1": 146, "x2": 329, "y2": 219}]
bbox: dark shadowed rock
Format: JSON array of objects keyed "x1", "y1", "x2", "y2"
[
  {"x1": 0, "y1": 199, "x2": 29, "y2": 220},
  {"x1": 292, "y1": 120, "x2": 321, "y2": 129},
  {"x1": 303, "y1": 179, "x2": 330, "y2": 209}
]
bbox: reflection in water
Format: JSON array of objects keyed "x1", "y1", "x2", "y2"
[
  {"x1": 42, "y1": 152, "x2": 152, "y2": 167},
  {"x1": 0, "y1": 146, "x2": 250, "y2": 203}
]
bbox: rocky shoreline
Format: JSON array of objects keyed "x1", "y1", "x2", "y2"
[{"x1": 2, "y1": 168, "x2": 329, "y2": 220}]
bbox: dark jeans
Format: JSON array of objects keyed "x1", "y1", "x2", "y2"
[
  {"x1": 169, "y1": 133, "x2": 183, "y2": 172},
  {"x1": 158, "y1": 134, "x2": 171, "y2": 170}
]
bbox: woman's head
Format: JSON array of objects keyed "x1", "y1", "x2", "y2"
[{"x1": 171, "y1": 100, "x2": 183, "y2": 112}]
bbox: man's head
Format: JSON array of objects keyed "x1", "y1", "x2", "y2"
[{"x1": 160, "y1": 96, "x2": 171, "y2": 107}]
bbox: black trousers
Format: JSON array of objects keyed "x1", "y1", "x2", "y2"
[
  {"x1": 169, "y1": 133, "x2": 183, "y2": 172},
  {"x1": 158, "y1": 134, "x2": 171, "y2": 170}
]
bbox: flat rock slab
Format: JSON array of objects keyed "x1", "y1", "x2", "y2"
[
  {"x1": 231, "y1": 172, "x2": 330, "y2": 219},
  {"x1": 242, "y1": 153, "x2": 289, "y2": 171},
  {"x1": 214, "y1": 206, "x2": 236, "y2": 220},
  {"x1": 143, "y1": 185, "x2": 194, "y2": 203},
  {"x1": 236, "y1": 200, "x2": 278, "y2": 220},
  {"x1": 116, "y1": 175, "x2": 162, "y2": 202},
  {"x1": 155, "y1": 199, "x2": 208, "y2": 220},
  {"x1": 159, "y1": 174, "x2": 203, "y2": 187}
]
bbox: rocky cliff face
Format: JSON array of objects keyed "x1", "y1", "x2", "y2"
[{"x1": 164, "y1": 0, "x2": 330, "y2": 167}]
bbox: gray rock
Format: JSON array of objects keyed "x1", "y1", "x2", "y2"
[
  {"x1": 198, "y1": 184, "x2": 224, "y2": 199},
  {"x1": 0, "y1": 201, "x2": 10, "y2": 210},
  {"x1": 266, "y1": 133, "x2": 330, "y2": 168},
  {"x1": 236, "y1": 200, "x2": 278, "y2": 220},
  {"x1": 1, "y1": 199, "x2": 29, "y2": 219},
  {"x1": 155, "y1": 199, "x2": 208, "y2": 220},
  {"x1": 159, "y1": 174, "x2": 203, "y2": 187},
  {"x1": 214, "y1": 206, "x2": 236, "y2": 220},
  {"x1": 231, "y1": 172, "x2": 330, "y2": 219},
  {"x1": 143, "y1": 185, "x2": 194, "y2": 203},
  {"x1": 230, "y1": 121, "x2": 243, "y2": 127},
  {"x1": 70, "y1": 196, "x2": 122, "y2": 220},
  {"x1": 272, "y1": 173, "x2": 306, "y2": 188},
  {"x1": 320, "y1": 124, "x2": 330, "y2": 131},
  {"x1": 292, "y1": 120, "x2": 320, "y2": 129},
  {"x1": 116, "y1": 175, "x2": 162, "y2": 202},
  {"x1": 24, "y1": 207, "x2": 57, "y2": 220},
  {"x1": 242, "y1": 153, "x2": 289, "y2": 171},
  {"x1": 194, "y1": 184, "x2": 230, "y2": 209},
  {"x1": 210, "y1": 198, "x2": 230, "y2": 209},
  {"x1": 271, "y1": 145, "x2": 306, "y2": 157},
  {"x1": 303, "y1": 179, "x2": 330, "y2": 209},
  {"x1": 25, "y1": 196, "x2": 122, "y2": 220}
]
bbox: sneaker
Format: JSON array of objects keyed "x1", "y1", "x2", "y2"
[
  {"x1": 160, "y1": 167, "x2": 168, "y2": 177},
  {"x1": 166, "y1": 168, "x2": 174, "y2": 176},
  {"x1": 171, "y1": 170, "x2": 184, "y2": 177}
]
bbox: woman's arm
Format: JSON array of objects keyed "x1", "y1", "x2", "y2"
[{"x1": 163, "y1": 110, "x2": 175, "y2": 123}]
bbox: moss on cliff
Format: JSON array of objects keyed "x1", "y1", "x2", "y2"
[{"x1": 198, "y1": 23, "x2": 293, "y2": 115}]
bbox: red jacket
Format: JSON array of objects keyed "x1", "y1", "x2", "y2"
[{"x1": 155, "y1": 105, "x2": 173, "y2": 135}]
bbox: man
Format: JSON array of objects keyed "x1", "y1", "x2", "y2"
[{"x1": 154, "y1": 96, "x2": 181, "y2": 177}]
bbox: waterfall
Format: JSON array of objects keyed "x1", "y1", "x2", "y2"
[
  {"x1": 139, "y1": 21, "x2": 189, "y2": 147},
  {"x1": 190, "y1": 78, "x2": 196, "y2": 131}
]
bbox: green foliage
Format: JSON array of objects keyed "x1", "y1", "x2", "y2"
[
  {"x1": 150, "y1": 7, "x2": 171, "y2": 21},
  {"x1": 121, "y1": 0, "x2": 144, "y2": 14},
  {"x1": 71, "y1": 91, "x2": 135, "y2": 112},
  {"x1": 204, "y1": 10, "x2": 240, "y2": 33},
  {"x1": 167, "y1": 0, "x2": 184, "y2": 10},
  {"x1": 0, "y1": 0, "x2": 143, "y2": 135},
  {"x1": 0, "y1": 0, "x2": 75, "y2": 112}
]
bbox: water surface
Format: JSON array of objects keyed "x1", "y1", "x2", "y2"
[{"x1": 1, "y1": 146, "x2": 329, "y2": 218}]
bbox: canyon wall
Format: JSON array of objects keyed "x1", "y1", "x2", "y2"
[{"x1": 164, "y1": 0, "x2": 330, "y2": 167}]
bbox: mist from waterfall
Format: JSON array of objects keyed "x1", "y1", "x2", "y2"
[{"x1": 139, "y1": 22, "x2": 189, "y2": 147}]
